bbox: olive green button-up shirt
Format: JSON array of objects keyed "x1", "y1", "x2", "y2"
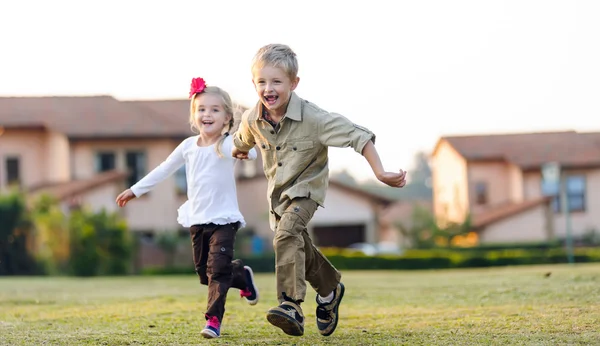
[{"x1": 233, "y1": 92, "x2": 375, "y2": 231}]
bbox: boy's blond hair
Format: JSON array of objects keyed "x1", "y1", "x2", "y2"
[
  {"x1": 251, "y1": 44, "x2": 299, "y2": 80},
  {"x1": 189, "y1": 86, "x2": 238, "y2": 158}
]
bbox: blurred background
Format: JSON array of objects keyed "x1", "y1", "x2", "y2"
[{"x1": 1, "y1": 0, "x2": 600, "y2": 277}]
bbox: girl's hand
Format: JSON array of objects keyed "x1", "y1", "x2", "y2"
[
  {"x1": 232, "y1": 147, "x2": 249, "y2": 160},
  {"x1": 116, "y1": 189, "x2": 136, "y2": 207}
]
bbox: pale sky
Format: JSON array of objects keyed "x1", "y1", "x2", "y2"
[{"x1": 1, "y1": 0, "x2": 599, "y2": 182}]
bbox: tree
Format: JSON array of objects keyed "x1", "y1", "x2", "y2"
[
  {"x1": 0, "y1": 190, "x2": 39, "y2": 275},
  {"x1": 31, "y1": 194, "x2": 70, "y2": 274},
  {"x1": 395, "y1": 204, "x2": 472, "y2": 249}
]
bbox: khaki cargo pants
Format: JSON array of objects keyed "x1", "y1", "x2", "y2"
[{"x1": 274, "y1": 198, "x2": 342, "y2": 303}]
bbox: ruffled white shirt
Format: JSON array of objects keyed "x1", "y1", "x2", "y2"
[{"x1": 130, "y1": 135, "x2": 257, "y2": 228}]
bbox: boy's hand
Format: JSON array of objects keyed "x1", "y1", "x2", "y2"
[
  {"x1": 377, "y1": 170, "x2": 407, "y2": 188},
  {"x1": 232, "y1": 147, "x2": 249, "y2": 160},
  {"x1": 116, "y1": 189, "x2": 136, "y2": 207}
]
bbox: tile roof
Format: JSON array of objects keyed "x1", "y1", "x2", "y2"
[
  {"x1": 471, "y1": 197, "x2": 551, "y2": 229},
  {"x1": 0, "y1": 96, "x2": 206, "y2": 139},
  {"x1": 435, "y1": 131, "x2": 600, "y2": 170},
  {"x1": 28, "y1": 170, "x2": 128, "y2": 201}
]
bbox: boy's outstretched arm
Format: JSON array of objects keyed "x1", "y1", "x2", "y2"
[
  {"x1": 361, "y1": 141, "x2": 407, "y2": 188},
  {"x1": 318, "y1": 111, "x2": 407, "y2": 188}
]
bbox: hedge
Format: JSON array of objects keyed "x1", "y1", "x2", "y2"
[{"x1": 140, "y1": 246, "x2": 600, "y2": 275}]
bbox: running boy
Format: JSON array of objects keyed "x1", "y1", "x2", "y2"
[{"x1": 232, "y1": 44, "x2": 406, "y2": 337}]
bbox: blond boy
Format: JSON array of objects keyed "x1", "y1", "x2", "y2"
[{"x1": 233, "y1": 44, "x2": 406, "y2": 337}]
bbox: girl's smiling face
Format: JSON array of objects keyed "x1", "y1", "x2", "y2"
[{"x1": 193, "y1": 93, "x2": 231, "y2": 138}]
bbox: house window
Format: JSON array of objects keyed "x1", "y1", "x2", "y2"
[
  {"x1": 95, "y1": 152, "x2": 116, "y2": 172},
  {"x1": 475, "y1": 182, "x2": 488, "y2": 205},
  {"x1": 541, "y1": 175, "x2": 586, "y2": 213},
  {"x1": 175, "y1": 166, "x2": 187, "y2": 195},
  {"x1": 566, "y1": 175, "x2": 585, "y2": 212},
  {"x1": 5, "y1": 156, "x2": 21, "y2": 187},
  {"x1": 125, "y1": 151, "x2": 146, "y2": 188}
]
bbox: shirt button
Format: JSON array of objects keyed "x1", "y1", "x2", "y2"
[
  {"x1": 278, "y1": 162, "x2": 282, "y2": 167},
  {"x1": 292, "y1": 147, "x2": 297, "y2": 151},
  {"x1": 270, "y1": 130, "x2": 275, "y2": 134},
  {"x1": 261, "y1": 144, "x2": 266, "y2": 149},
  {"x1": 270, "y1": 210, "x2": 274, "y2": 214},
  {"x1": 276, "y1": 146, "x2": 281, "y2": 150}
]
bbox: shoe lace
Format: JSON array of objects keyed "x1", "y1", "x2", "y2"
[
  {"x1": 206, "y1": 316, "x2": 220, "y2": 329},
  {"x1": 240, "y1": 288, "x2": 252, "y2": 298}
]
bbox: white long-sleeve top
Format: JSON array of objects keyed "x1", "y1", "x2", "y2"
[{"x1": 130, "y1": 135, "x2": 257, "y2": 228}]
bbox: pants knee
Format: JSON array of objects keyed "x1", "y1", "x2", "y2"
[
  {"x1": 208, "y1": 253, "x2": 233, "y2": 278},
  {"x1": 196, "y1": 267, "x2": 209, "y2": 285}
]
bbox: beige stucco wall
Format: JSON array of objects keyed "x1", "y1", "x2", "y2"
[
  {"x1": 70, "y1": 139, "x2": 185, "y2": 232},
  {"x1": 468, "y1": 162, "x2": 510, "y2": 211},
  {"x1": 523, "y1": 169, "x2": 600, "y2": 238},
  {"x1": 479, "y1": 204, "x2": 551, "y2": 244},
  {"x1": 0, "y1": 129, "x2": 49, "y2": 190},
  {"x1": 467, "y1": 161, "x2": 524, "y2": 211},
  {"x1": 61, "y1": 180, "x2": 122, "y2": 215},
  {"x1": 432, "y1": 140, "x2": 469, "y2": 223},
  {"x1": 507, "y1": 163, "x2": 524, "y2": 203},
  {"x1": 45, "y1": 131, "x2": 70, "y2": 183}
]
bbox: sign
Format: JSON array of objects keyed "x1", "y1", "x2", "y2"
[{"x1": 541, "y1": 162, "x2": 560, "y2": 184}]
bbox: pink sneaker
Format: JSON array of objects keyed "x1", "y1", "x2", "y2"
[{"x1": 201, "y1": 316, "x2": 220, "y2": 339}]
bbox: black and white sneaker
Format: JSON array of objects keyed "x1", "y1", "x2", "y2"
[
  {"x1": 266, "y1": 293, "x2": 304, "y2": 336},
  {"x1": 316, "y1": 283, "x2": 345, "y2": 336}
]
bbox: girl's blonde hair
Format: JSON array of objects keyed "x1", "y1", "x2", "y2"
[{"x1": 189, "y1": 86, "x2": 240, "y2": 157}]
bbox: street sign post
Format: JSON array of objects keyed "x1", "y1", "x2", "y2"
[{"x1": 541, "y1": 162, "x2": 574, "y2": 264}]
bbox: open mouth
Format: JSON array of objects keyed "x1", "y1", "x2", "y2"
[
  {"x1": 201, "y1": 120, "x2": 214, "y2": 125},
  {"x1": 264, "y1": 95, "x2": 278, "y2": 106}
]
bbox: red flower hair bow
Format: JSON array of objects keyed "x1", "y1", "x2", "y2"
[{"x1": 189, "y1": 77, "x2": 207, "y2": 98}]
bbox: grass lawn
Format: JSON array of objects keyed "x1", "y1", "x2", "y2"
[{"x1": 1, "y1": 263, "x2": 599, "y2": 345}]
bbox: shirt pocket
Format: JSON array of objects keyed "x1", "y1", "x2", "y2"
[
  {"x1": 289, "y1": 140, "x2": 314, "y2": 152},
  {"x1": 288, "y1": 140, "x2": 315, "y2": 168}
]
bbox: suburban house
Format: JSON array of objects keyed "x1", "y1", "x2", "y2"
[
  {"x1": 0, "y1": 95, "x2": 406, "y2": 266},
  {"x1": 0, "y1": 96, "x2": 194, "y2": 240},
  {"x1": 431, "y1": 130, "x2": 600, "y2": 245}
]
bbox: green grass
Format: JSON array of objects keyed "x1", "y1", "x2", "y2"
[{"x1": 1, "y1": 264, "x2": 599, "y2": 345}]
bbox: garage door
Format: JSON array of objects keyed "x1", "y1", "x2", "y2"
[{"x1": 312, "y1": 224, "x2": 366, "y2": 248}]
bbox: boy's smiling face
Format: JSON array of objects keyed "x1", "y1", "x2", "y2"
[{"x1": 252, "y1": 65, "x2": 299, "y2": 116}]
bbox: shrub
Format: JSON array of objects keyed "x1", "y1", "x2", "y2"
[{"x1": 0, "y1": 190, "x2": 39, "y2": 275}]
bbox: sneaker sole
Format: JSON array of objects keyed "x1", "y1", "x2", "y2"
[
  {"x1": 243, "y1": 265, "x2": 259, "y2": 305},
  {"x1": 266, "y1": 310, "x2": 304, "y2": 336},
  {"x1": 201, "y1": 329, "x2": 219, "y2": 339},
  {"x1": 320, "y1": 283, "x2": 345, "y2": 337}
]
